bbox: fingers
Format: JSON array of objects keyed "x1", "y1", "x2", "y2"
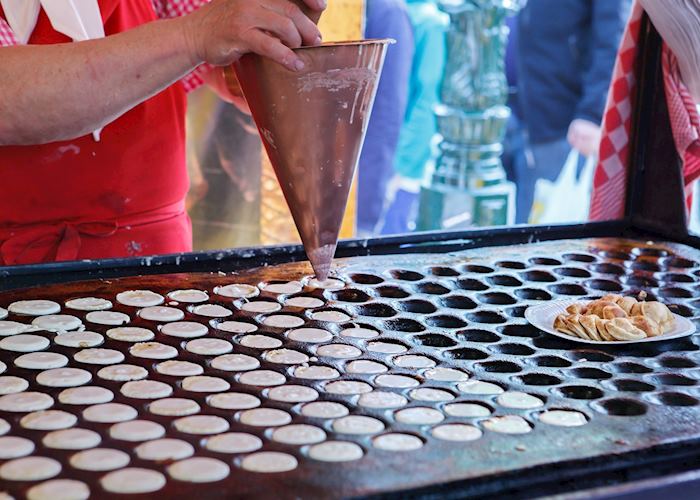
[
  {"x1": 256, "y1": 9, "x2": 303, "y2": 49},
  {"x1": 301, "y1": 0, "x2": 326, "y2": 11},
  {"x1": 247, "y1": 29, "x2": 305, "y2": 72},
  {"x1": 263, "y1": 0, "x2": 323, "y2": 46}
]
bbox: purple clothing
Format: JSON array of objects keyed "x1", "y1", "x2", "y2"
[{"x1": 356, "y1": 0, "x2": 414, "y2": 234}]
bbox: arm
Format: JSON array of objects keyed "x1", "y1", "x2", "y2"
[{"x1": 0, "y1": 0, "x2": 323, "y2": 146}]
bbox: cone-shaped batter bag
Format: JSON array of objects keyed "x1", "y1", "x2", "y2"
[{"x1": 230, "y1": 39, "x2": 392, "y2": 280}]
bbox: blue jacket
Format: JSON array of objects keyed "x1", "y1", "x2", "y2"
[{"x1": 515, "y1": 0, "x2": 630, "y2": 144}]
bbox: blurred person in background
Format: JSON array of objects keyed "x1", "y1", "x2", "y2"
[
  {"x1": 379, "y1": 0, "x2": 449, "y2": 235},
  {"x1": 356, "y1": 0, "x2": 414, "y2": 237},
  {"x1": 507, "y1": 0, "x2": 630, "y2": 223}
]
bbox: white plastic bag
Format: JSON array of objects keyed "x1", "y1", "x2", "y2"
[{"x1": 529, "y1": 149, "x2": 596, "y2": 224}]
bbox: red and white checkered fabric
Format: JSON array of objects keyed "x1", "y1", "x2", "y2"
[
  {"x1": 590, "y1": 0, "x2": 700, "y2": 220},
  {"x1": 0, "y1": 0, "x2": 212, "y2": 92}
]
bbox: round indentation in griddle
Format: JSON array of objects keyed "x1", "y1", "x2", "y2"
[
  {"x1": 498, "y1": 324, "x2": 541, "y2": 338},
  {"x1": 593, "y1": 398, "x2": 648, "y2": 416},
  {"x1": 532, "y1": 336, "x2": 575, "y2": 350},
  {"x1": 491, "y1": 343, "x2": 535, "y2": 356},
  {"x1": 585, "y1": 279, "x2": 624, "y2": 292},
  {"x1": 388, "y1": 269, "x2": 424, "y2": 281},
  {"x1": 555, "y1": 385, "x2": 605, "y2": 400},
  {"x1": 600, "y1": 249, "x2": 632, "y2": 260},
  {"x1": 553, "y1": 267, "x2": 592, "y2": 278},
  {"x1": 429, "y1": 266, "x2": 460, "y2": 277},
  {"x1": 398, "y1": 299, "x2": 437, "y2": 314},
  {"x1": 658, "y1": 356, "x2": 697, "y2": 368},
  {"x1": 354, "y1": 303, "x2": 398, "y2": 318},
  {"x1": 413, "y1": 334, "x2": 457, "y2": 348},
  {"x1": 667, "y1": 304, "x2": 693, "y2": 317},
  {"x1": 425, "y1": 315, "x2": 467, "y2": 329},
  {"x1": 532, "y1": 355, "x2": 572, "y2": 368},
  {"x1": 529, "y1": 257, "x2": 562, "y2": 266},
  {"x1": 515, "y1": 288, "x2": 552, "y2": 301},
  {"x1": 349, "y1": 273, "x2": 384, "y2": 285},
  {"x1": 445, "y1": 347, "x2": 489, "y2": 361},
  {"x1": 456, "y1": 278, "x2": 488, "y2": 292},
  {"x1": 505, "y1": 306, "x2": 528, "y2": 318},
  {"x1": 457, "y1": 329, "x2": 500, "y2": 343},
  {"x1": 571, "y1": 367, "x2": 613, "y2": 380},
  {"x1": 486, "y1": 275, "x2": 523, "y2": 287},
  {"x1": 568, "y1": 351, "x2": 615, "y2": 363},
  {"x1": 463, "y1": 264, "x2": 494, "y2": 274},
  {"x1": 465, "y1": 311, "x2": 507, "y2": 324},
  {"x1": 330, "y1": 289, "x2": 371, "y2": 303},
  {"x1": 658, "y1": 287, "x2": 693, "y2": 299},
  {"x1": 563, "y1": 253, "x2": 597, "y2": 263},
  {"x1": 632, "y1": 247, "x2": 668, "y2": 257},
  {"x1": 547, "y1": 284, "x2": 588, "y2": 296},
  {"x1": 662, "y1": 272, "x2": 695, "y2": 283},
  {"x1": 476, "y1": 360, "x2": 522, "y2": 373},
  {"x1": 622, "y1": 276, "x2": 659, "y2": 288},
  {"x1": 476, "y1": 292, "x2": 517, "y2": 306},
  {"x1": 608, "y1": 379, "x2": 655, "y2": 392},
  {"x1": 382, "y1": 318, "x2": 425, "y2": 333},
  {"x1": 496, "y1": 260, "x2": 527, "y2": 270},
  {"x1": 648, "y1": 392, "x2": 699, "y2": 407},
  {"x1": 439, "y1": 295, "x2": 477, "y2": 310},
  {"x1": 415, "y1": 282, "x2": 451, "y2": 295},
  {"x1": 612, "y1": 362, "x2": 653, "y2": 374},
  {"x1": 374, "y1": 286, "x2": 411, "y2": 299},
  {"x1": 520, "y1": 270, "x2": 557, "y2": 283},
  {"x1": 663, "y1": 256, "x2": 697, "y2": 269},
  {"x1": 591, "y1": 263, "x2": 625, "y2": 275},
  {"x1": 648, "y1": 374, "x2": 696, "y2": 386},
  {"x1": 631, "y1": 260, "x2": 662, "y2": 273}
]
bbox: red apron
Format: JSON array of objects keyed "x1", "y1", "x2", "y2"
[{"x1": 0, "y1": 0, "x2": 191, "y2": 266}]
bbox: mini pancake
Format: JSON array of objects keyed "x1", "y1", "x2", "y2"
[
  {"x1": 73, "y1": 348, "x2": 125, "y2": 365},
  {"x1": 240, "y1": 452, "x2": 298, "y2": 473},
  {"x1": 69, "y1": 448, "x2": 130, "y2": 471},
  {"x1": 58, "y1": 386, "x2": 113, "y2": 405},
  {"x1": 262, "y1": 315, "x2": 305, "y2": 329},
  {"x1": 240, "y1": 301, "x2": 282, "y2": 313},
  {"x1": 43, "y1": 428, "x2": 101, "y2": 449},
  {"x1": 301, "y1": 401, "x2": 349, "y2": 419},
  {"x1": 483, "y1": 415, "x2": 532, "y2": 434},
  {"x1": 129, "y1": 342, "x2": 178, "y2": 360},
  {"x1": 0, "y1": 360, "x2": 4, "y2": 374},
  {"x1": 263, "y1": 348, "x2": 309, "y2": 365},
  {"x1": 31, "y1": 314, "x2": 82, "y2": 332},
  {"x1": 239, "y1": 408, "x2": 291, "y2": 427},
  {"x1": 393, "y1": 354, "x2": 436, "y2": 369},
  {"x1": 207, "y1": 392, "x2": 260, "y2": 410},
  {"x1": 316, "y1": 344, "x2": 362, "y2": 359},
  {"x1": 457, "y1": 380, "x2": 504, "y2": 395},
  {"x1": 106, "y1": 327, "x2": 154, "y2": 342},
  {"x1": 110, "y1": 420, "x2": 165, "y2": 442},
  {"x1": 135, "y1": 439, "x2": 194, "y2": 461},
  {"x1": 182, "y1": 375, "x2": 230, "y2": 393},
  {"x1": 261, "y1": 281, "x2": 303, "y2": 295},
  {"x1": 287, "y1": 327, "x2": 332, "y2": 343},
  {"x1": 190, "y1": 304, "x2": 232, "y2": 318},
  {"x1": 97, "y1": 364, "x2": 148, "y2": 382},
  {"x1": 121, "y1": 380, "x2": 173, "y2": 399},
  {"x1": 211, "y1": 354, "x2": 260, "y2": 372},
  {"x1": 324, "y1": 380, "x2": 372, "y2": 395},
  {"x1": 149, "y1": 398, "x2": 200, "y2": 416},
  {"x1": 431, "y1": 424, "x2": 483, "y2": 442},
  {"x1": 266, "y1": 385, "x2": 318, "y2": 403},
  {"x1": 214, "y1": 284, "x2": 259, "y2": 299},
  {"x1": 293, "y1": 365, "x2": 340, "y2": 380},
  {"x1": 395, "y1": 407, "x2": 445, "y2": 425},
  {"x1": 366, "y1": 341, "x2": 407, "y2": 354},
  {"x1": 0, "y1": 321, "x2": 37, "y2": 336},
  {"x1": 272, "y1": 424, "x2": 326, "y2": 445},
  {"x1": 15, "y1": 352, "x2": 68, "y2": 370},
  {"x1": 340, "y1": 327, "x2": 379, "y2": 339},
  {"x1": 36, "y1": 368, "x2": 92, "y2": 387},
  {"x1": 100, "y1": 468, "x2": 166, "y2": 494},
  {"x1": 27, "y1": 479, "x2": 89, "y2": 500},
  {"x1": 375, "y1": 374, "x2": 419, "y2": 388},
  {"x1": 424, "y1": 367, "x2": 469, "y2": 382},
  {"x1": 285, "y1": 296, "x2": 325, "y2": 309},
  {"x1": 167, "y1": 289, "x2": 209, "y2": 303},
  {"x1": 205, "y1": 432, "x2": 262, "y2": 454},
  {"x1": 239, "y1": 335, "x2": 282, "y2": 349},
  {"x1": 304, "y1": 277, "x2": 345, "y2": 290},
  {"x1": 409, "y1": 388, "x2": 455, "y2": 402},
  {"x1": 8, "y1": 300, "x2": 60, "y2": 316},
  {"x1": 0, "y1": 376, "x2": 29, "y2": 395},
  {"x1": 373, "y1": 433, "x2": 423, "y2": 452},
  {"x1": 85, "y1": 311, "x2": 130, "y2": 326},
  {"x1": 65, "y1": 297, "x2": 112, "y2": 311},
  {"x1": 174, "y1": 415, "x2": 229, "y2": 435},
  {"x1": 116, "y1": 290, "x2": 164, "y2": 307},
  {"x1": 160, "y1": 321, "x2": 208, "y2": 338},
  {"x1": 0, "y1": 436, "x2": 35, "y2": 459},
  {"x1": 538, "y1": 410, "x2": 588, "y2": 427},
  {"x1": 333, "y1": 415, "x2": 385, "y2": 435},
  {"x1": 0, "y1": 391, "x2": 53, "y2": 412},
  {"x1": 311, "y1": 310, "x2": 350, "y2": 323},
  {"x1": 214, "y1": 320, "x2": 257, "y2": 334},
  {"x1": 0, "y1": 417, "x2": 9, "y2": 435},
  {"x1": 20, "y1": 410, "x2": 77, "y2": 430},
  {"x1": 0, "y1": 334, "x2": 49, "y2": 352},
  {"x1": 358, "y1": 391, "x2": 408, "y2": 409},
  {"x1": 0, "y1": 307, "x2": 6, "y2": 319},
  {"x1": 238, "y1": 370, "x2": 286, "y2": 387},
  {"x1": 185, "y1": 338, "x2": 233, "y2": 356},
  {"x1": 444, "y1": 403, "x2": 491, "y2": 418},
  {"x1": 139, "y1": 306, "x2": 185, "y2": 322},
  {"x1": 0, "y1": 456, "x2": 61, "y2": 482},
  {"x1": 346, "y1": 360, "x2": 388, "y2": 374},
  {"x1": 496, "y1": 391, "x2": 544, "y2": 410},
  {"x1": 308, "y1": 441, "x2": 363, "y2": 462},
  {"x1": 53, "y1": 331, "x2": 103, "y2": 348},
  {"x1": 83, "y1": 403, "x2": 138, "y2": 423},
  {"x1": 156, "y1": 360, "x2": 203, "y2": 377},
  {"x1": 167, "y1": 457, "x2": 230, "y2": 483}
]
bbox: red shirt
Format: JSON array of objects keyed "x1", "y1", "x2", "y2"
[{"x1": 0, "y1": 0, "x2": 210, "y2": 265}]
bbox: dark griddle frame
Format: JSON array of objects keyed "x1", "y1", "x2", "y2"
[{"x1": 1, "y1": 14, "x2": 698, "y2": 500}]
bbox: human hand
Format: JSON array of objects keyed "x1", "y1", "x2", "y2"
[
  {"x1": 184, "y1": 0, "x2": 325, "y2": 71},
  {"x1": 567, "y1": 119, "x2": 601, "y2": 158}
]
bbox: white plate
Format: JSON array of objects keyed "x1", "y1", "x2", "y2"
[{"x1": 525, "y1": 299, "x2": 696, "y2": 345}]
